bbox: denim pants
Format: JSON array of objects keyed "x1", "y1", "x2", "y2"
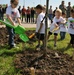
[
  {"x1": 0, "y1": 14, "x2": 4, "y2": 20},
  {"x1": 60, "y1": 32, "x2": 66, "y2": 40},
  {"x1": 6, "y1": 26, "x2": 15, "y2": 46},
  {"x1": 49, "y1": 14, "x2": 53, "y2": 20}
]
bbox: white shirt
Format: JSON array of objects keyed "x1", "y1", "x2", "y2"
[
  {"x1": 60, "y1": 18, "x2": 68, "y2": 32},
  {"x1": 68, "y1": 17, "x2": 74, "y2": 34},
  {"x1": 6, "y1": 5, "x2": 20, "y2": 22},
  {"x1": 36, "y1": 12, "x2": 45, "y2": 34},
  {"x1": 50, "y1": 16, "x2": 64, "y2": 33}
]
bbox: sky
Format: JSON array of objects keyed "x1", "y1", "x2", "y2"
[{"x1": 0, "y1": 0, "x2": 74, "y2": 10}]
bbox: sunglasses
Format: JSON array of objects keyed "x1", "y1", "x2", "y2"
[{"x1": 13, "y1": 3, "x2": 18, "y2": 6}]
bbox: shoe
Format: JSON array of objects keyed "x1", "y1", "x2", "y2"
[
  {"x1": 40, "y1": 45, "x2": 44, "y2": 50},
  {"x1": 36, "y1": 44, "x2": 41, "y2": 51},
  {"x1": 8, "y1": 46, "x2": 15, "y2": 49},
  {"x1": 67, "y1": 43, "x2": 71, "y2": 47},
  {"x1": 8, "y1": 44, "x2": 17, "y2": 49},
  {"x1": 54, "y1": 44, "x2": 57, "y2": 47},
  {"x1": 36, "y1": 44, "x2": 40, "y2": 48},
  {"x1": 72, "y1": 44, "x2": 74, "y2": 48}
]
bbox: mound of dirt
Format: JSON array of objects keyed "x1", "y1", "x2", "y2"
[
  {"x1": 1, "y1": 27, "x2": 74, "y2": 75},
  {"x1": 14, "y1": 49, "x2": 74, "y2": 75},
  {"x1": 0, "y1": 27, "x2": 36, "y2": 46}
]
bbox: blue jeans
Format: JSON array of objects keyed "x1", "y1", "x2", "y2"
[
  {"x1": 49, "y1": 14, "x2": 53, "y2": 20},
  {"x1": 0, "y1": 14, "x2": 4, "y2": 20},
  {"x1": 6, "y1": 26, "x2": 15, "y2": 46},
  {"x1": 60, "y1": 32, "x2": 66, "y2": 40}
]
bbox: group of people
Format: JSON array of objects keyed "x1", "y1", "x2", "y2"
[
  {"x1": 35, "y1": 4, "x2": 74, "y2": 50},
  {"x1": 48, "y1": 1, "x2": 72, "y2": 22},
  {"x1": 0, "y1": 0, "x2": 74, "y2": 49},
  {"x1": 18, "y1": 6, "x2": 36, "y2": 23},
  {"x1": 0, "y1": 4, "x2": 8, "y2": 21},
  {"x1": 0, "y1": 4, "x2": 36, "y2": 24}
]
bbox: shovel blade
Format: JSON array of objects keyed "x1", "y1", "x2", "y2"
[
  {"x1": 19, "y1": 34, "x2": 29, "y2": 42},
  {"x1": 15, "y1": 25, "x2": 26, "y2": 34}
]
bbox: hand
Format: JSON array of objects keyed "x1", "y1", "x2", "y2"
[
  {"x1": 55, "y1": 24, "x2": 59, "y2": 27},
  {"x1": 13, "y1": 23, "x2": 16, "y2": 26},
  {"x1": 38, "y1": 29, "x2": 40, "y2": 33}
]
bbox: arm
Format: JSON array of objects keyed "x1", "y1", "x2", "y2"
[
  {"x1": 7, "y1": 14, "x2": 15, "y2": 26},
  {"x1": 17, "y1": 17, "x2": 21, "y2": 25},
  {"x1": 15, "y1": 9, "x2": 22, "y2": 25},
  {"x1": 54, "y1": 23, "x2": 59, "y2": 27},
  {"x1": 53, "y1": 17, "x2": 59, "y2": 27},
  {"x1": 38, "y1": 22, "x2": 43, "y2": 33},
  {"x1": 60, "y1": 18, "x2": 67, "y2": 25}
]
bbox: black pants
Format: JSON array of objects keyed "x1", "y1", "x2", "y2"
[
  {"x1": 31, "y1": 15, "x2": 34, "y2": 23},
  {"x1": 70, "y1": 34, "x2": 74, "y2": 44},
  {"x1": 27, "y1": 14, "x2": 30, "y2": 23},
  {"x1": 22, "y1": 14, "x2": 25, "y2": 22}
]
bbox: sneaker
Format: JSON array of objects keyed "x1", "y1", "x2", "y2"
[
  {"x1": 54, "y1": 44, "x2": 57, "y2": 47},
  {"x1": 8, "y1": 46, "x2": 15, "y2": 49},
  {"x1": 36, "y1": 44, "x2": 41, "y2": 51},
  {"x1": 67, "y1": 43, "x2": 71, "y2": 47},
  {"x1": 36, "y1": 47, "x2": 41, "y2": 51},
  {"x1": 72, "y1": 44, "x2": 74, "y2": 48},
  {"x1": 40, "y1": 45, "x2": 44, "y2": 50},
  {"x1": 8, "y1": 44, "x2": 17, "y2": 49},
  {"x1": 36, "y1": 44, "x2": 40, "y2": 48}
]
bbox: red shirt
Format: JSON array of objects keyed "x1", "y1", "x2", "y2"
[
  {"x1": 22, "y1": 8, "x2": 26, "y2": 14},
  {"x1": 26, "y1": 9, "x2": 31, "y2": 15}
]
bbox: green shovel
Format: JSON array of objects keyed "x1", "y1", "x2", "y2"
[{"x1": 0, "y1": 20, "x2": 29, "y2": 42}]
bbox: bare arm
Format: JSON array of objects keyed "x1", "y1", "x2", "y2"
[
  {"x1": 17, "y1": 18, "x2": 21, "y2": 25},
  {"x1": 38, "y1": 22, "x2": 43, "y2": 33},
  {"x1": 7, "y1": 15, "x2": 15, "y2": 26}
]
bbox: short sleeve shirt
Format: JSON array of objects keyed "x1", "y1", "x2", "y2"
[
  {"x1": 68, "y1": 17, "x2": 74, "y2": 34},
  {"x1": 6, "y1": 5, "x2": 20, "y2": 22},
  {"x1": 36, "y1": 12, "x2": 45, "y2": 34}
]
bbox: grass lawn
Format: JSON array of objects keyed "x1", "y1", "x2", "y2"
[{"x1": 0, "y1": 28, "x2": 74, "y2": 75}]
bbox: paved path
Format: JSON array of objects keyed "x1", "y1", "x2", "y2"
[
  {"x1": 0, "y1": 20, "x2": 51, "y2": 28},
  {"x1": 0, "y1": 23, "x2": 36, "y2": 28},
  {"x1": 22, "y1": 23, "x2": 36, "y2": 28}
]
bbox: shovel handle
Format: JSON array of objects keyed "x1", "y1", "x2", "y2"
[
  {"x1": 0, "y1": 20, "x2": 15, "y2": 29},
  {"x1": 29, "y1": 33, "x2": 35, "y2": 39},
  {"x1": 52, "y1": 27, "x2": 59, "y2": 32}
]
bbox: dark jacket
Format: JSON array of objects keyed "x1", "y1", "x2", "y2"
[{"x1": 0, "y1": 7, "x2": 5, "y2": 15}]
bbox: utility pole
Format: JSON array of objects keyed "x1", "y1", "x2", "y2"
[
  {"x1": 23, "y1": 0, "x2": 25, "y2": 7},
  {"x1": 33, "y1": 2, "x2": 35, "y2": 7},
  {"x1": 44, "y1": 0, "x2": 49, "y2": 55},
  {"x1": 40, "y1": 0, "x2": 41, "y2": 4}
]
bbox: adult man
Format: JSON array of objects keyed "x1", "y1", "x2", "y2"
[
  {"x1": 31, "y1": 7, "x2": 35, "y2": 23},
  {"x1": 59, "y1": 1, "x2": 66, "y2": 13},
  {"x1": 21, "y1": 6, "x2": 26, "y2": 22},
  {"x1": 48, "y1": 6, "x2": 53, "y2": 23},
  {"x1": 66, "y1": 2, "x2": 72, "y2": 18},
  {"x1": 0, "y1": 5, "x2": 5, "y2": 21}
]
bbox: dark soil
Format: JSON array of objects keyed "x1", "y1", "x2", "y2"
[
  {"x1": 0, "y1": 27, "x2": 21, "y2": 46},
  {"x1": 1, "y1": 27, "x2": 74, "y2": 75},
  {"x1": 0, "y1": 27, "x2": 36, "y2": 46},
  {"x1": 14, "y1": 49, "x2": 74, "y2": 75}
]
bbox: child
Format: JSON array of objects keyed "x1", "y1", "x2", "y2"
[
  {"x1": 60, "y1": 12, "x2": 67, "y2": 40},
  {"x1": 67, "y1": 8, "x2": 74, "y2": 48},
  {"x1": 6, "y1": 0, "x2": 21, "y2": 49},
  {"x1": 48, "y1": 9, "x2": 64, "y2": 47},
  {"x1": 35, "y1": 4, "x2": 45, "y2": 50}
]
